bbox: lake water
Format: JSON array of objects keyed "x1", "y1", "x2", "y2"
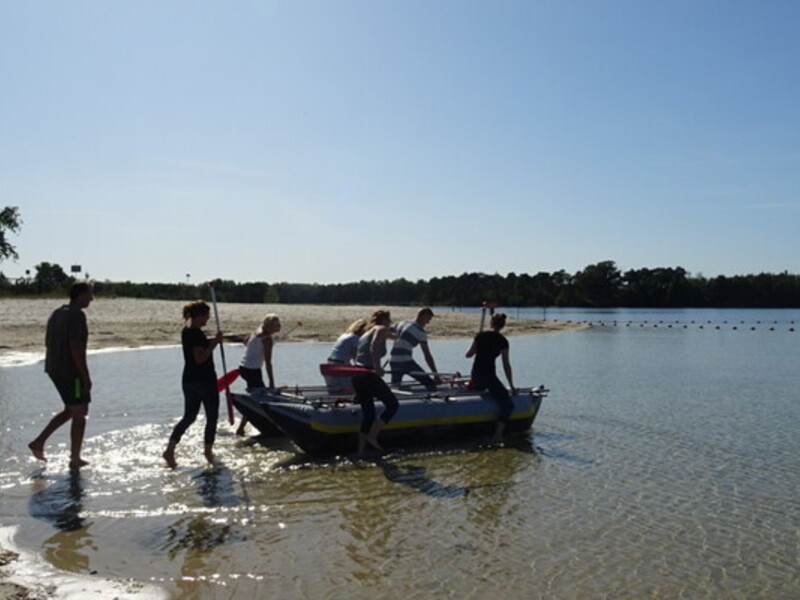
[{"x1": 1, "y1": 307, "x2": 799, "y2": 599}]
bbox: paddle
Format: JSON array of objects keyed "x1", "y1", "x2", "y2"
[
  {"x1": 216, "y1": 368, "x2": 240, "y2": 392},
  {"x1": 277, "y1": 320, "x2": 303, "y2": 340},
  {"x1": 478, "y1": 300, "x2": 499, "y2": 332},
  {"x1": 319, "y1": 363, "x2": 371, "y2": 378},
  {"x1": 208, "y1": 281, "x2": 235, "y2": 425}
]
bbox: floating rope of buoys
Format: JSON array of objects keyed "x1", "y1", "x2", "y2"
[{"x1": 546, "y1": 317, "x2": 797, "y2": 332}]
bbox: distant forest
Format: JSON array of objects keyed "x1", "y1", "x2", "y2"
[{"x1": 3, "y1": 260, "x2": 800, "y2": 308}]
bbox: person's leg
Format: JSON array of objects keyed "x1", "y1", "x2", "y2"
[
  {"x1": 364, "y1": 378, "x2": 398, "y2": 451},
  {"x1": 390, "y1": 362, "x2": 404, "y2": 386},
  {"x1": 354, "y1": 375, "x2": 378, "y2": 453},
  {"x1": 487, "y1": 375, "x2": 513, "y2": 442},
  {"x1": 237, "y1": 368, "x2": 263, "y2": 435},
  {"x1": 30, "y1": 376, "x2": 88, "y2": 462},
  {"x1": 201, "y1": 383, "x2": 220, "y2": 462},
  {"x1": 406, "y1": 360, "x2": 436, "y2": 391},
  {"x1": 239, "y1": 367, "x2": 264, "y2": 390},
  {"x1": 375, "y1": 379, "x2": 399, "y2": 425},
  {"x1": 164, "y1": 384, "x2": 202, "y2": 467},
  {"x1": 29, "y1": 409, "x2": 70, "y2": 461},
  {"x1": 68, "y1": 403, "x2": 90, "y2": 467}
]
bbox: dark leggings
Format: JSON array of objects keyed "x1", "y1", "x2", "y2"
[
  {"x1": 239, "y1": 367, "x2": 265, "y2": 389},
  {"x1": 390, "y1": 360, "x2": 436, "y2": 391},
  {"x1": 472, "y1": 372, "x2": 513, "y2": 423},
  {"x1": 352, "y1": 373, "x2": 399, "y2": 434},
  {"x1": 170, "y1": 380, "x2": 220, "y2": 445}
]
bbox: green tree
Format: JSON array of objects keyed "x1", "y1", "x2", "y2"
[
  {"x1": 34, "y1": 262, "x2": 72, "y2": 294},
  {"x1": 573, "y1": 261, "x2": 622, "y2": 306},
  {"x1": 0, "y1": 206, "x2": 22, "y2": 262}
]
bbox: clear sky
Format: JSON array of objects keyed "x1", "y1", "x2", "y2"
[{"x1": 1, "y1": 0, "x2": 799, "y2": 285}]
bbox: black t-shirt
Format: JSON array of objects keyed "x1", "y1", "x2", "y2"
[
  {"x1": 471, "y1": 330, "x2": 509, "y2": 377},
  {"x1": 182, "y1": 327, "x2": 217, "y2": 383},
  {"x1": 44, "y1": 304, "x2": 88, "y2": 378}
]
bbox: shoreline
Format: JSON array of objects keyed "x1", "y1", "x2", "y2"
[{"x1": 0, "y1": 298, "x2": 584, "y2": 360}]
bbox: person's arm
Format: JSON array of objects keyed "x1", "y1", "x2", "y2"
[
  {"x1": 193, "y1": 331, "x2": 221, "y2": 365},
  {"x1": 421, "y1": 342, "x2": 441, "y2": 382},
  {"x1": 371, "y1": 326, "x2": 387, "y2": 373},
  {"x1": 347, "y1": 337, "x2": 359, "y2": 364},
  {"x1": 262, "y1": 335, "x2": 275, "y2": 389},
  {"x1": 500, "y1": 347, "x2": 515, "y2": 393},
  {"x1": 465, "y1": 338, "x2": 477, "y2": 358}
]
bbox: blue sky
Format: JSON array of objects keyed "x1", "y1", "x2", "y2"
[{"x1": 1, "y1": 0, "x2": 799, "y2": 285}]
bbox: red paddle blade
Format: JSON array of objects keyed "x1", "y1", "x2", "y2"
[
  {"x1": 217, "y1": 368, "x2": 240, "y2": 392},
  {"x1": 319, "y1": 363, "x2": 371, "y2": 378}
]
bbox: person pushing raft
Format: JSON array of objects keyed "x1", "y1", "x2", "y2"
[
  {"x1": 389, "y1": 307, "x2": 441, "y2": 391},
  {"x1": 465, "y1": 312, "x2": 516, "y2": 443},
  {"x1": 236, "y1": 313, "x2": 281, "y2": 436},
  {"x1": 352, "y1": 310, "x2": 399, "y2": 454},
  {"x1": 323, "y1": 318, "x2": 368, "y2": 393}
]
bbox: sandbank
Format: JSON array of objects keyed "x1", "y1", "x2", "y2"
[{"x1": 0, "y1": 297, "x2": 582, "y2": 358}]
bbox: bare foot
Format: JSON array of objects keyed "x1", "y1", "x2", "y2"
[
  {"x1": 69, "y1": 458, "x2": 89, "y2": 469},
  {"x1": 162, "y1": 450, "x2": 176, "y2": 469},
  {"x1": 364, "y1": 434, "x2": 384, "y2": 452},
  {"x1": 28, "y1": 442, "x2": 46, "y2": 461}
]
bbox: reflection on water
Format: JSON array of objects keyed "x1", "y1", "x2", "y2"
[
  {"x1": 191, "y1": 464, "x2": 243, "y2": 508},
  {"x1": 28, "y1": 470, "x2": 95, "y2": 574},
  {"x1": 534, "y1": 431, "x2": 597, "y2": 466},
  {"x1": 29, "y1": 470, "x2": 86, "y2": 532},
  {"x1": 376, "y1": 459, "x2": 469, "y2": 498}
]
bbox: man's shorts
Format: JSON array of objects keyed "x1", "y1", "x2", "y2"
[{"x1": 49, "y1": 374, "x2": 91, "y2": 406}]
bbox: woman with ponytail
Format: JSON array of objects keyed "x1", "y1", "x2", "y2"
[{"x1": 163, "y1": 300, "x2": 223, "y2": 468}]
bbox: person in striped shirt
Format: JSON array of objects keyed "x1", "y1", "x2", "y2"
[{"x1": 389, "y1": 307, "x2": 442, "y2": 391}]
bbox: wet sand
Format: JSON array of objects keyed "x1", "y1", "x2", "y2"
[
  {"x1": 0, "y1": 549, "x2": 29, "y2": 600},
  {"x1": 0, "y1": 297, "x2": 581, "y2": 357}
]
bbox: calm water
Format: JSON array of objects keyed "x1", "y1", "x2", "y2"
[{"x1": 1, "y1": 308, "x2": 799, "y2": 599}]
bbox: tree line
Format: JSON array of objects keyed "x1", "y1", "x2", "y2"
[
  {"x1": 3, "y1": 259, "x2": 800, "y2": 308},
  {"x1": 2, "y1": 207, "x2": 798, "y2": 307}
]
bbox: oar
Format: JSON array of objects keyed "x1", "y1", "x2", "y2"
[
  {"x1": 216, "y1": 368, "x2": 240, "y2": 392},
  {"x1": 319, "y1": 363, "x2": 371, "y2": 378},
  {"x1": 277, "y1": 321, "x2": 303, "y2": 341},
  {"x1": 208, "y1": 281, "x2": 235, "y2": 425},
  {"x1": 478, "y1": 300, "x2": 499, "y2": 332}
]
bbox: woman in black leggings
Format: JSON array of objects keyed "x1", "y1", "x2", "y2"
[
  {"x1": 353, "y1": 310, "x2": 399, "y2": 453},
  {"x1": 466, "y1": 312, "x2": 516, "y2": 442}
]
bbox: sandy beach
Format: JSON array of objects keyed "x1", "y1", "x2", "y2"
[{"x1": 0, "y1": 297, "x2": 581, "y2": 358}]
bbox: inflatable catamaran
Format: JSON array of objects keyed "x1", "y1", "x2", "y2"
[
  {"x1": 229, "y1": 301, "x2": 549, "y2": 456},
  {"x1": 232, "y1": 371, "x2": 549, "y2": 456}
]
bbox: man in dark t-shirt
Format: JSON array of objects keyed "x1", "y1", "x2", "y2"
[{"x1": 29, "y1": 282, "x2": 94, "y2": 469}]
